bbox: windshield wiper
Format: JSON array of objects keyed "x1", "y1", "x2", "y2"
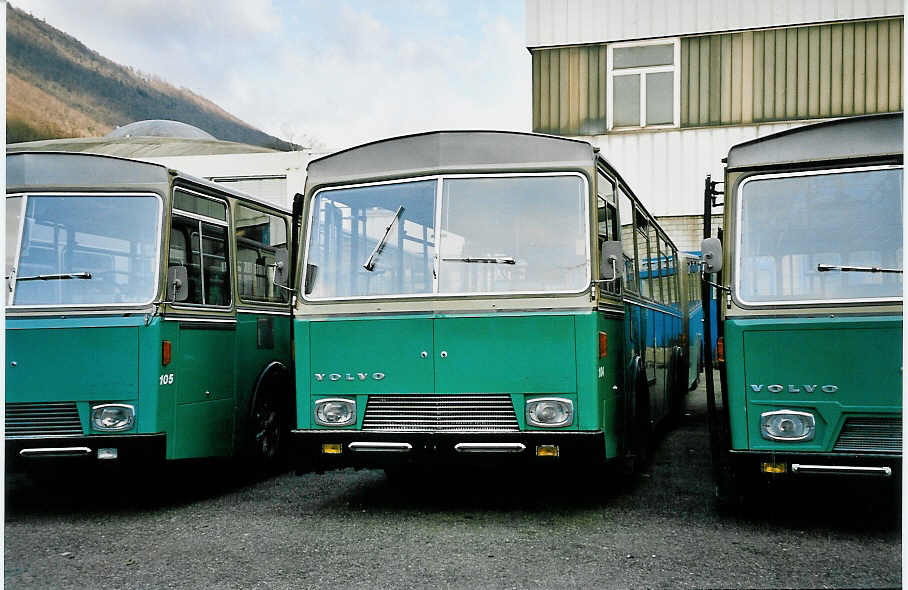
[
  {"x1": 442, "y1": 257, "x2": 517, "y2": 265},
  {"x1": 362, "y1": 205, "x2": 404, "y2": 271},
  {"x1": 817, "y1": 264, "x2": 902, "y2": 274},
  {"x1": 15, "y1": 272, "x2": 93, "y2": 282}
]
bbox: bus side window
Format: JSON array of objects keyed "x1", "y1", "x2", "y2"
[
  {"x1": 648, "y1": 222, "x2": 660, "y2": 302},
  {"x1": 597, "y1": 172, "x2": 621, "y2": 295},
  {"x1": 617, "y1": 187, "x2": 637, "y2": 294},
  {"x1": 636, "y1": 210, "x2": 651, "y2": 299},
  {"x1": 201, "y1": 224, "x2": 229, "y2": 306},
  {"x1": 170, "y1": 214, "x2": 231, "y2": 307},
  {"x1": 235, "y1": 205, "x2": 289, "y2": 304},
  {"x1": 660, "y1": 236, "x2": 672, "y2": 305}
]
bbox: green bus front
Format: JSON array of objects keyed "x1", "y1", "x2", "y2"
[
  {"x1": 5, "y1": 181, "x2": 171, "y2": 468},
  {"x1": 708, "y1": 116, "x2": 902, "y2": 491},
  {"x1": 5, "y1": 152, "x2": 293, "y2": 471},
  {"x1": 290, "y1": 133, "x2": 649, "y2": 470}
]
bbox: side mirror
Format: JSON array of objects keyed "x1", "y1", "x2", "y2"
[
  {"x1": 166, "y1": 266, "x2": 189, "y2": 302},
  {"x1": 701, "y1": 237, "x2": 723, "y2": 274},
  {"x1": 271, "y1": 248, "x2": 290, "y2": 288},
  {"x1": 599, "y1": 241, "x2": 623, "y2": 281}
]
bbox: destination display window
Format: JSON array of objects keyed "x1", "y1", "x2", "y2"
[
  {"x1": 9, "y1": 193, "x2": 160, "y2": 307},
  {"x1": 737, "y1": 167, "x2": 903, "y2": 304},
  {"x1": 235, "y1": 205, "x2": 289, "y2": 304}
]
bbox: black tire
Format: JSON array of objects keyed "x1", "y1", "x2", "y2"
[
  {"x1": 249, "y1": 384, "x2": 288, "y2": 472},
  {"x1": 632, "y1": 360, "x2": 652, "y2": 472},
  {"x1": 669, "y1": 346, "x2": 685, "y2": 416}
]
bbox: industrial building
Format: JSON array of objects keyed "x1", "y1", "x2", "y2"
[
  {"x1": 526, "y1": 0, "x2": 904, "y2": 250},
  {"x1": 8, "y1": 120, "x2": 314, "y2": 209}
]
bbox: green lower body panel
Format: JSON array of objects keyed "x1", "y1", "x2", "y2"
[{"x1": 173, "y1": 399, "x2": 234, "y2": 459}]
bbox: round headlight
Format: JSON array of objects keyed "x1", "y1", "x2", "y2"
[
  {"x1": 314, "y1": 398, "x2": 356, "y2": 426},
  {"x1": 526, "y1": 398, "x2": 574, "y2": 428},
  {"x1": 91, "y1": 404, "x2": 136, "y2": 432},
  {"x1": 760, "y1": 410, "x2": 815, "y2": 442}
]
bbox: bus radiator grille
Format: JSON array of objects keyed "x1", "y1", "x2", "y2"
[
  {"x1": 5, "y1": 402, "x2": 83, "y2": 438},
  {"x1": 362, "y1": 394, "x2": 520, "y2": 433},
  {"x1": 833, "y1": 417, "x2": 902, "y2": 453}
]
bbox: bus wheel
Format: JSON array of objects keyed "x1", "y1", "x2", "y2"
[
  {"x1": 251, "y1": 390, "x2": 285, "y2": 469},
  {"x1": 669, "y1": 346, "x2": 684, "y2": 416},
  {"x1": 632, "y1": 367, "x2": 652, "y2": 472}
]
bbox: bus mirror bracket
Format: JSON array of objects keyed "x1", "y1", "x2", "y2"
[
  {"x1": 598, "y1": 241, "x2": 622, "y2": 282},
  {"x1": 166, "y1": 266, "x2": 189, "y2": 302},
  {"x1": 700, "y1": 237, "x2": 723, "y2": 274},
  {"x1": 270, "y1": 248, "x2": 294, "y2": 294}
]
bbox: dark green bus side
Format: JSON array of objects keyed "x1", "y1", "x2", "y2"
[
  {"x1": 290, "y1": 131, "x2": 690, "y2": 472},
  {"x1": 5, "y1": 151, "x2": 294, "y2": 471},
  {"x1": 701, "y1": 113, "x2": 902, "y2": 501}
]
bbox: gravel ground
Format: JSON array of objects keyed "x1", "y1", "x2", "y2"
[{"x1": 5, "y1": 383, "x2": 901, "y2": 589}]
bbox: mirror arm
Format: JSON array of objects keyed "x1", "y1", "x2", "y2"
[
  {"x1": 593, "y1": 256, "x2": 620, "y2": 284},
  {"x1": 699, "y1": 270, "x2": 730, "y2": 293}
]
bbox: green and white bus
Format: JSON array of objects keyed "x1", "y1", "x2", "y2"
[
  {"x1": 5, "y1": 151, "x2": 294, "y2": 471},
  {"x1": 700, "y1": 113, "x2": 902, "y2": 502},
  {"x1": 290, "y1": 131, "x2": 690, "y2": 473}
]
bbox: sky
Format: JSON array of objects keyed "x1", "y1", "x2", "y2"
[{"x1": 11, "y1": 0, "x2": 530, "y2": 151}]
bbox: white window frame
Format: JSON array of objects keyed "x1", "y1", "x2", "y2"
[{"x1": 607, "y1": 38, "x2": 681, "y2": 131}]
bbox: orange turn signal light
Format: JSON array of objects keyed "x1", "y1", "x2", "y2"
[
  {"x1": 162, "y1": 340, "x2": 172, "y2": 366},
  {"x1": 536, "y1": 445, "x2": 560, "y2": 457},
  {"x1": 761, "y1": 461, "x2": 786, "y2": 474},
  {"x1": 598, "y1": 331, "x2": 608, "y2": 359}
]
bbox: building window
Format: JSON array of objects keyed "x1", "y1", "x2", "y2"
[{"x1": 607, "y1": 39, "x2": 680, "y2": 130}]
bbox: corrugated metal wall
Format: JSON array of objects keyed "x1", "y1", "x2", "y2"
[
  {"x1": 588, "y1": 122, "x2": 806, "y2": 216},
  {"x1": 527, "y1": 0, "x2": 904, "y2": 48},
  {"x1": 532, "y1": 45, "x2": 608, "y2": 135},
  {"x1": 532, "y1": 17, "x2": 903, "y2": 134},
  {"x1": 682, "y1": 18, "x2": 903, "y2": 126}
]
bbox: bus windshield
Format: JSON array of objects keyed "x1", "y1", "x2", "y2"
[
  {"x1": 304, "y1": 174, "x2": 588, "y2": 299},
  {"x1": 8, "y1": 194, "x2": 162, "y2": 307},
  {"x1": 737, "y1": 167, "x2": 903, "y2": 304}
]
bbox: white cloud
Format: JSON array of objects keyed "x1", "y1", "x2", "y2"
[{"x1": 253, "y1": 3, "x2": 531, "y2": 150}]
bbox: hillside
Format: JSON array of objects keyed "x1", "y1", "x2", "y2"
[{"x1": 6, "y1": 3, "x2": 297, "y2": 150}]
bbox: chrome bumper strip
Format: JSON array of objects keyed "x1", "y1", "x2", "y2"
[
  {"x1": 791, "y1": 463, "x2": 893, "y2": 477},
  {"x1": 19, "y1": 446, "x2": 92, "y2": 458},
  {"x1": 348, "y1": 442, "x2": 413, "y2": 453},
  {"x1": 454, "y1": 442, "x2": 526, "y2": 454}
]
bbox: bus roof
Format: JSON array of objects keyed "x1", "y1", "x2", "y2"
[
  {"x1": 305, "y1": 130, "x2": 595, "y2": 189},
  {"x1": 6, "y1": 151, "x2": 290, "y2": 214},
  {"x1": 726, "y1": 113, "x2": 903, "y2": 170}
]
